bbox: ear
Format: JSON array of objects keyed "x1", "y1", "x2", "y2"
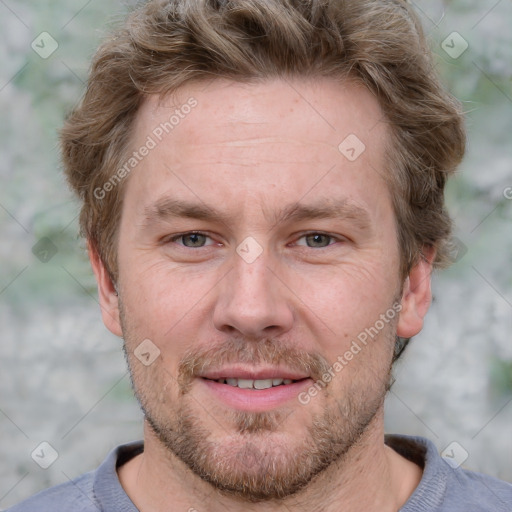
[
  {"x1": 88, "y1": 241, "x2": 123, "y2": 337},
  {"x1": 396, "y1": 247, "x2": 435, "y2": 338}
]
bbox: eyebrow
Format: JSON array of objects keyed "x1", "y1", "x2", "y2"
[
  {"x1": 272, "y1": 200, "x2": 372, "y2": 231},
  {"x1": 143, "y1": 197, "x2": 373, "y2": 231},
  {"x1": 143, "y1": 199, "x2": 231, "y2": 226}
]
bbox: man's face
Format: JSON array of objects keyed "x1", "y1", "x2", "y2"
[{"x1": 96, "y1": 78, "x2": 423, "y2": 501}]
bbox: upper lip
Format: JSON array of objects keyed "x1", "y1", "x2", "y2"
[{"x1": 199, "y1": 366, "x2": 310, "y2": 381}]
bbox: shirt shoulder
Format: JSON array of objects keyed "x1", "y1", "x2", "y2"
[
  {"x1": 386, "y1": 434, "x2": 512, "y2": 512},
  {"x1": 6, "y1": 442, "x2": 143, "y2": 512},
  {"x1": 5, "y1": 472, "x2": 98, "y2": 512},
  {"x1": 441, "y1": 466, "x2": 512, "y2": 512}
]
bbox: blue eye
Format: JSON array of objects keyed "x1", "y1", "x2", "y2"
[
  {"x1": 182, "y1": 233, "x2": 207, "y2": 247},
  {"x1": 171, "y1": 232, "x2": 212, "y2": 247},
  {"x1": 165, "y1": 231, "x2": 339, "y2": 250},
  {"x1": 296, "y1": 233, "x2": 336, "y2": 248}
]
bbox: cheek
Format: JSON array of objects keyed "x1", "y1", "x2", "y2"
[
  {"x1": 119, "y1": 265, "x2": 217, "y2": 367},
  {"x1": 322, "y1": 318, "x2": 397, "y2": 398},
  {"x1": 301, "y1": 278, "x2": 399, "y2": 375},
  {"x1": 122, "y1": 255, "x2": 216, "y2": 312},
  {"x1": 287, "y1": 259, "x2": 397, "y2": 322}
]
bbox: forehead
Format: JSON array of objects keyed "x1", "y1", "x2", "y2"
[
  {"x1": 135, "y1": 77, "x2": 386, "y2": 152},
  {"x1": 123, "y1": 77, "x2": 391, "y2": 224}
]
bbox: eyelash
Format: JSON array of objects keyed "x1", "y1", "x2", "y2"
[{"x1": 165, "y1": 231, "x2": 343, "y2": 249}]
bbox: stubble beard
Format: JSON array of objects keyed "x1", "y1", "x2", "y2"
[{"x1": 120, "y1": 301, "x2": 395, "y2": 502}]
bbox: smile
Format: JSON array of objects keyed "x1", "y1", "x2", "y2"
[
  {"x1": 206, "y1": 377, "x2": 297, "y2": 389},
  {"x1": 198, "y1": 372, "x2": 313, "y2": 412}
]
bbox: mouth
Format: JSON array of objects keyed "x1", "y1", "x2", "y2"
[
  {"x1": 197, "y1": 369, "x2": 313, "y2": 411},
  {"x1": 203, "y1": 377, "x2": 300, "y2": 389}
]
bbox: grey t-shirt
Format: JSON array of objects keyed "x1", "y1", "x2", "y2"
[{"x1": 6, "y1": 435, "x2": 512, "y2": 511}]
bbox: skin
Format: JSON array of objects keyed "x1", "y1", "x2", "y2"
[{"x1": 90, "y1": 77, "x2": 433, "y2": 511}]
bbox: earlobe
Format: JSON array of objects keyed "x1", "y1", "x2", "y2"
[
  {"x1": 88, "y1": 241, "x2": 123, "y2": 337},
  {"x1": 396, "y1": 248, "x2": 435, "y2": 339}
]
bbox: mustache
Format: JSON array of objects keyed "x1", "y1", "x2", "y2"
[{"x1": 177, "y1": 338, "x2": 331, "y2": 392}]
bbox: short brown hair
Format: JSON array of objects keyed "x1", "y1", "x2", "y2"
[{"x1": 61, "y1": 0, "x2": 465, "y2": 283}]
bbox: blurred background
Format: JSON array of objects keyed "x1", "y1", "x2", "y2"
[{"x1": 0, "y1": 0, "x2": 511, "y2": 508}]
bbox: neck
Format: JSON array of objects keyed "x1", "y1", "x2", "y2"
[{"x1": 118, "y1": 411, "x2": 422, "y2": 512}]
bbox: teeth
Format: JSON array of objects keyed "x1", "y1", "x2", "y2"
[
  {"x1": 237, "y1": 379, "x2": 254, "y2": 389},
  {"x1": 217, "y1": 378, "x2": 295, "y2": 389},
  {"x1": 254, "y1": 379, "x2": 273, "y2": 390}
]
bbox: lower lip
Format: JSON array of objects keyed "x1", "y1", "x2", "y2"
[{"x1": 200, "y1": 378, "x2": 313, "y2": 412}]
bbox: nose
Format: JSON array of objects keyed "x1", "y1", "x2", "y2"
[{"x1": 212, "y1": 249, "x2": 294, "y2": 339}]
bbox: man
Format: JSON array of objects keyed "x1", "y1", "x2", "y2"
[{"x1": 9, "y1": 0, "x2": 512, "y2": 510}]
